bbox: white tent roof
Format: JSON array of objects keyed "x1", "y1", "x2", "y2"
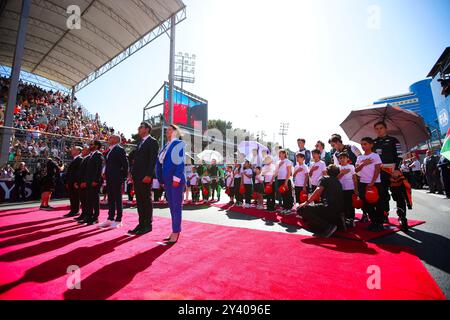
[{"x1": 0, "y1": 0, "x2": 185, "y2": 89}]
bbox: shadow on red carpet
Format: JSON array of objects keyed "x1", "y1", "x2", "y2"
[{"x1": 0, "y1": 206, "x2": 443, "y2": 300}]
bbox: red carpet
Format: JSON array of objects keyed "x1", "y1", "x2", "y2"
[
  {"x1": 122, "y1": 200, "x2": 216, "y2": 208},
  {"x1": 0, "y1": 206, "x2": 443, "y2": 300},
  {"x1": 213, "y1": 203, "x2": 425, "y2": 241}
]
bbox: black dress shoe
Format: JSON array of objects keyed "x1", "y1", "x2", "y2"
[
  {"x1": 86, "y1": 219, "x2": 99, "y2": 226},
  {"x1": 127, "y1": 226, "x2": 142, "y2": 235},
  {"x1": 134, "y1": 227, "x2": 152, "y2": 235},
  {"x1": 75, "y1": 215, "x2": 85, "y2": 221},
  {"x1": 64, "y1": 212, "x2": 79, "y2": 218}
]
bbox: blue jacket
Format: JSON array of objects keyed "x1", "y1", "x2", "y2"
[{"x1": 156, "y1": 139, "x2": 186, "y2": 185}]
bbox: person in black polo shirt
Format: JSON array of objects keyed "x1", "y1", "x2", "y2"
[
  {"x1": 297, "y1": 165, "x2": 346, "y2": 238},
  {"x1": 373, "y1": 121, "x2": 408, "y2": 228}
]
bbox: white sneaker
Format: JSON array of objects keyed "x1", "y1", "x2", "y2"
[
  {"x1": 109, "y1": 221, "x2": 123, "y2": 229},
  {"x1": 98, "y1": 220, "x2": 113, "y2": 229}
]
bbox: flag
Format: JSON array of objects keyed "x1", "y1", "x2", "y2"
[{"x1": 441, "y1": 128, "x2": 450, "y2": 161}]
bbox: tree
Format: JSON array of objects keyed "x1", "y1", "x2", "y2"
[{"x1": 208, "y1": 119, "x2": 233, "y2": 137}]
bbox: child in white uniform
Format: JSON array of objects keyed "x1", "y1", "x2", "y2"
[
  {"x1": 294, "y1": 153, "x2": 309, "y2": 205},
  {"x1": 309, "y1": 149, "x2": 327, "y2": 192}
]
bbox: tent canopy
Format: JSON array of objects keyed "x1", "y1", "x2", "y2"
[{"x1": 0, "y1": 0, "x2": 185, "y2": 89}]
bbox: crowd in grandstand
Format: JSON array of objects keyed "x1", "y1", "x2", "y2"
[{"x1": 0, "y1": 76, "x2": 132, "y2": 165}]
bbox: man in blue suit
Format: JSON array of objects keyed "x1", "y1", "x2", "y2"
[
  {"x1": 156, "y1": 124, "x2": 186, "y2": 244},
  {"x1": 99, "y1": 135, "x2": 129, "y2": 229},
  {"x1": 128, "y1": 122, "x2": 159, "y2": 236}
]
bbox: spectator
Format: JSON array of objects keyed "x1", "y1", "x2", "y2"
[
  {"x1": 14, "y1": 162, "x2": 29, "y2": 201},
  {"x1": 423, "y1": 150, "x2": 443, "y2": 194},
  {"x1": 409, "y1": 154, "x2": 423, "y2": 189}
]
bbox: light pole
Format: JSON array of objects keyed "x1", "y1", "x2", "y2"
[
  {"x1": 279, "y1": 122, "x2": 289, "y2": 149},
  {"x1": 174, "y1": 52, "x2": 196, "y2": 91}
]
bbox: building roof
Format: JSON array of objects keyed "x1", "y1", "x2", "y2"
[
  {"x1": 0, "y1": 0, "x2": 185, "y2": 90},
  {"x1": 427, "y1": 47, "x2": 450, "y2": 78}
]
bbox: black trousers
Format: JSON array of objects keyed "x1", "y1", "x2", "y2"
[
  {"x1": 379, "y1": 171, "x2": 391, "y2": 213},
  {"x1": 86, "y1": 184, "x2": 100, "y2": 221},
  {"x1": 426, "y1": 172, "x2": 443, "y2": 193},
  {"x1": 68, "y1": 184, "x2": 80, "y2": 213},
  {"x1": 15, "y1": 182, "x2": 26, "y2": 201},
  {"x1": 153, "y1": 188, "x2": 162, "y2": 202},
  {"x1": 294, "y1": 186, "x2": 307, "y2": 204},
  {"x1": 234, "y1": 178, "x2": 243, "y2": 203},
  {"x1": 244, "y1": 184, "x2": 253, "y2": 204},
  {"x1": 264, "y1": 182, "x2": 275, "y2": 211},
  {"x1": 191, "y1": 186, "x2": 200, "y2": 202},
  {"x1": 298, "y1": 204, "x2": 345, "y2": 234},
  {"x1": 443, "y1": 170, "x2": 450, "y2": 198},
  {"x1": 342, "y1": 190, "x2": 355, "y2": 220},
  {"x1": 134, "y1": 181, "x2": 153, "y2": 229},
  {"x1": 358, "y1": 182, "x2": 383, "y2": 225},
  {"x1": 380, "y1": 171, "x2": 407, "y2": 216},
  {"x1": 79, "y1": 186, "x2": 88, "y2": 218},
  {"x1": 127, "y1": 182, "x2": 134, "y2": 201},
  {"x1": 211, "y1": 178, "x2": 219, "y2": 200},
  {"x1": 107, "y1": 180, "x2": 123, "y2": 222},
  {"x1": 278, "y1": 179, "x2": 294, "y2": 210}
]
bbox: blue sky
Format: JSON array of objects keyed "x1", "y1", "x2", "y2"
[{"x1": 75, "y1": 0, "x2": 450, "y2": 150}]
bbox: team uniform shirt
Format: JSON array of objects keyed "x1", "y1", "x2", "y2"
[
  {"x1": 225, "y1": 172, "x2": 234, "y2": 187},
  {"x1": 410, "y1": 160, "x2": 421, "y2": 172},
  {"x1": 400, "y1": 163, "x2": 410, "y2": 173},
  {"x1": 242, "y1": 168, "x2": 253, "y2": 185},
  {"x1": 373, "y1": 135, "x2": 403, "y2": 169},
  {"x1": 188, "y1": 173, "x2": 199, "y2": 186},
  {"x1": 201, "y1": 176, "x2": 211, "y2": 184},
  {"x1": 356, "y1": 153, "x2": 382, "y2": 184},
  {"x1": 233, "y1": 167, "x2": 242, "y2": 179},
  {"x1": 293, "y1": 164, "x2": 309, "y2": 187},
  {"x1": 276, "y1": 159, "x2": 293, "y2": 180},
  {"x1": 255, "y1": 174, "x2": 264, "y2": 185},
  {"x1": 338, "y1": 164, "x2": 356, "y2": 191},
  {"x1": 309, "y1": 160, "x2": 327, "y2": 186},
  {"x1": 261, "y1": 163, "x2": 276, "y2": 182},
  {"x1": 152, "y1": 178, "x2": 160, "y2": 189}
]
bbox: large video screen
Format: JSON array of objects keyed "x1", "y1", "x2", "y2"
[{"x1": 163, "y1": 84, "x2": 208, "y2": 130}]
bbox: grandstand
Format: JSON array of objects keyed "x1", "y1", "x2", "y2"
[{"x1": 0, "y1": 0, "x2": 186, "y2": 165}]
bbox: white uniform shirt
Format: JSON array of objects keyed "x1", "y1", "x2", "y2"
[
  {"x1": 201, "y1": 176, "x2": 211, "y2": 184},
  {"x1": 233, "y1": 167, "x2": 241, "y2": 179},
  {"x1": 276, "y1": 159, "x2": 293, "y2": 180},
  {"x1": 262, "y1": 163, "x2": 276, "y2": 182},
  {"x1": 225, "y1": 172, "x2": 234, "y2": 187},
  {"x1": 255, "y1": 174, "x2": 264, "y2": 185},
  {"x1": 338, "y1": 164, "x2": 356, "y2": 191},
  {"x1": 309, "y1": 160, "x2": 327, "y2": 186},
  {"x1": 189, "y1": 173, "x2": 199, "y2": 186},
  {"x1": 356, "y1": 153, "x2": 382, "y2": 184},
  {"x1": 293, "y1": 164, "x2": 309, "y2": 187},
  {"x1": 242, "y1": 168, "x2": 253, "y2": 185}
]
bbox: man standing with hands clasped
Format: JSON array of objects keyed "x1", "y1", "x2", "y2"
[
  {"x1": 127, "y1": 122, "x2": 159, "y2": 236},
  {"x1": 98, "y1": 135, "x2": 129, "y2": 230}
]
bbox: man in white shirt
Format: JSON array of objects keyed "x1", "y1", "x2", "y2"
[{"x1": 409, "y1": 155, "x2": 423, "y2": 189}]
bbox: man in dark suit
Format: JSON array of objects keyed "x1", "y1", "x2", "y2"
[
  {"x1": 128, "y1": 121, "x2": 159, "y2": 236},
  {"x1": 64, "y1": 146, "x2": 83, "y2": 218},
  {"x1": 98, "y1": 135, "x2": 129, "y2": 229},
  {"x1": 82, "y1": 140, "x2": 104, "y2": 225},
  {"x1": 75, "y1": 145, "x2": 91, "y2": 223}
]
